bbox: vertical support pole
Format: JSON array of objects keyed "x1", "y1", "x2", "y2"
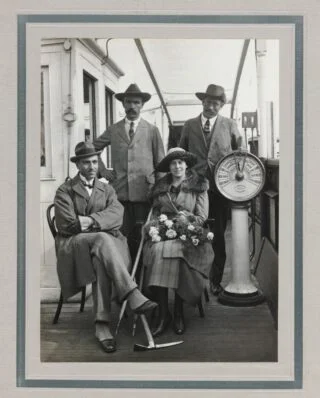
[{"x1": 255, "y1": 39, "x2": 268, "y2": 159}]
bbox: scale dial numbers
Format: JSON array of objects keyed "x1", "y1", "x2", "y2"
[{"x1": 214, "y1": 151, "x2": 266, "y2": 202}]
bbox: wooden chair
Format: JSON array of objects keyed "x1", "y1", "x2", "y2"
[{"x1": 46, "y1": 203, "x2": 86, "y2": 324}]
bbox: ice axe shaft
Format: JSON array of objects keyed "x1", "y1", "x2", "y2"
[
  {"x1": 133, "y1": 314, "x2": 184, "y2": 351},
  {"x1": 115, "y1": 208, "x2": 153, "y2": 336}
]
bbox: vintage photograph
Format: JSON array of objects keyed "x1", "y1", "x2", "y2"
[{"x1": 39, "y1": 37, "x2": 280, "y2": 363}]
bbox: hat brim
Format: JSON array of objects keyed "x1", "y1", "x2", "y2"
[
  {"x1": 195, "y1": 92, "x2": 226, "y2": 103},
  {"x1": 115, "y1": 92, "x2": 151, "y2": 103},
  {"x1": 155, "y1": 151, "x2": 198, "y2": 173},
  {"x1": 70, "y1": 150, "x2": 102, "y2": 163}
]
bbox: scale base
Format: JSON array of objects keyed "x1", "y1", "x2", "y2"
[{"x1": 218, "y1": 290, "x2": 265, "y2": 307}]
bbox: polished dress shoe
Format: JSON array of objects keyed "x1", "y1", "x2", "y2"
[
  {"x1": 210, "y1": 283, "x2": 223, "y2": 296},
  {"x1": 134, "y1": 300, "x2": 158, "y2": 315},
  {"x1": 98, "y1": 338, "x2": 117, "y2": 353},
  {"x1": 152, "y1": 313, "x2": 172, "y2": 337}
]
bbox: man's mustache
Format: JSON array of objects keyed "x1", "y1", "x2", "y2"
[{"x1": 126, "y1": 109, "x2": 137, "y2": 114}]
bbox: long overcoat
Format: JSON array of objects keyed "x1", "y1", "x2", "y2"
[
  {"x1": 179, "y1": 114, "x2": 241, "y2": 189},
  {"x1": 93, "y1": 118, "x2": 165, "y2": 202},
  {"x1": 143, "y1": 171, "x2": 215, "y2": 304},
  {"x1": 54, "y1": 174, "x2": 131, "y2": 300}
]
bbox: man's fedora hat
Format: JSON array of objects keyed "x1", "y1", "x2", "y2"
[
  {"x1": 70, "y1": 141, "x2": 102, "y2": 163},
  {"x1": 155, "y1": 147, "x2": 198, "y2": 173},
  {"x1": 195, "y1": 84, "x2": 227, "y2": 104},
  {"x1": 115, "y1": 83, "x2": 151, "y2": 103}
]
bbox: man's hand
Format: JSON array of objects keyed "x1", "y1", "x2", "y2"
[{"x1": 78, "y1": 216, "x2": 94, "y2": 231}]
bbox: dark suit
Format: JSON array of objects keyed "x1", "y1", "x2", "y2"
[
  {"x1": 179, "y1": 114, "x2": 241, "y2": 285},
  {"x1": 93, "y1": 118, "x2": 165, "y2": 261}
]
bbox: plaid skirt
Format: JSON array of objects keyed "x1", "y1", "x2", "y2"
[{"x1": 142, "y1": 239, "x2": 214, "y2": 304}]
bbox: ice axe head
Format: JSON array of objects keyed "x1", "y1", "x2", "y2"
[{"x1": 133, "y1": 340, "x2": 184, "y2": 351}]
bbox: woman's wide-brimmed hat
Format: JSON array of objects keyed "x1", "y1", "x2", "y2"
[
  {"x1": 195, "y1": 84, "x2": 227, "y2": 104},
  {"x1": 115, "y1": 83, "x2": 151, "y2": 103},
  {"x1": 70, "y1": 141, "x2": 102, "y2": 163},
  {"x1": 155, "y1": 147, "x2": 198, "y2": 172}
]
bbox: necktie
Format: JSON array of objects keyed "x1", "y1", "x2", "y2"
[
  {"x1": 82, "y1": 181, "x2": 94, "y2": 189},
  {"x1": 203, "y1": 119, "x2": 210, "y2": 134},
  {"x1": 129, "y1": 121, "x2": 135, "y2": 140}
]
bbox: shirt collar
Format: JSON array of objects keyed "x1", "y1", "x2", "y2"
[
  {"x1": 125, "y1": 116, "x2": 141, "y2": 126},
  {"x1": 201, "y1": 113, "x2": 217, "y2": 128},
  {"x1": 79, "y1": 173, "x2": 94, "y2": 186}
]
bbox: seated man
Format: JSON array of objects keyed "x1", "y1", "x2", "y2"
[{"x1": 54, "y1": 141, "x2": 157, "y2": 353}]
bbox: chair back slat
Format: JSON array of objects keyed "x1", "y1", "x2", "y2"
[{"x1": 46, "y1": 203, "x2": 57, "y2": 238}]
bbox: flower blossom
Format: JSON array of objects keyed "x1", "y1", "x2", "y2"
[
  {"x1": 159, "y1": 214, "x2": 168, "y2": 222},
  {"x1": 148, "y1": 226, "x2": 159, "y2": 237},
  {"x1": 152, "y1": 235, "x2": 161, "y2": 242},
  {"x1": 180, "y1": 234, "x2": 187, "y2": 241},
  {"x1": 165, "y1": 229, "x2": 177, "y2": 239},
  {"x1": 192, "y1": 238, "x2": 199, "y2": 246},
  {"x1": 164, "y1": 219, "x2": 173, "y2": 228},
  {"x1": 207, "y1": 232, "x2": 214, "y2": 240},
  {"x1": 187, "y1": 224, "x2": 195, "y2": 231}
]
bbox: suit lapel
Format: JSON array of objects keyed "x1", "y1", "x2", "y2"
[
  {"x1": 208, "y1": 114, "x2": 223, "y2": 155},
  {"x1": 86, "y1": 179, "x2": 105, "y2": 214},
  {"x1": 193, "y1": 115, "x2": 208, "y2": 150},
  {"x1": 116, "y1": 119, "x2": 130, "y2": 145},
  {"x1": 71, "y1": 175, "x2": 90, "y2": 215},
  {"x1": 71, "y1": 175, "x2": 89, "y2": 200},
  {"x1": 129, "y1": 118, "x2": 146, "y2": 146}
]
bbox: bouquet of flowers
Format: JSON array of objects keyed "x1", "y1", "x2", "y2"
[{"x1": 145, "y1": 213, "x2": 214, "y2": 247}]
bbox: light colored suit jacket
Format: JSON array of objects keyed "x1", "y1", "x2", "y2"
[
  {"x1": 179, "y1": 114, "x2": 241, "y2": 189},
  {"x1": 54, "y1": 174, "x2": 130, "y2": 298},
  {"x1": 94, "y1": 118, "x2": 165, "y2": 202}
]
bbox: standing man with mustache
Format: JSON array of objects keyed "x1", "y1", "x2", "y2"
[
  {"x1": 93, "y1": 83, "x2": 165, "y2": 261},
  {"x1": 179, "y1": 84, "x2": 242, "y2": 296}
]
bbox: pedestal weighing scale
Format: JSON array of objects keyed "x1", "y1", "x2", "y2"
[{"x1": 214, "y1": 150, "x2": 266, "y2": 306}]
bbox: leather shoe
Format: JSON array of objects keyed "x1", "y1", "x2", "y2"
[
  {"x1": 134, "y1": 300, "x2": 158, "y2": 315},
  {"x1": 152, "y1": 313, "x2": 172, "y2": 337},
  {"x1": 98, "y1": 338, "x2": 117, "y2": 353},
  {"x1": 210, "y1": 283, "x2": 223, "y2": 296},
  {"x1": 173, "y1": 314, "x2": 185, "y2": 335}
]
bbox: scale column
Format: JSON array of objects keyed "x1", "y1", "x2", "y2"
[{"x1": 218, "y1": 202, "x2": 265, "y2": 306}]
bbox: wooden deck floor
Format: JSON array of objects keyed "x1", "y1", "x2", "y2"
[{"x1": 41, "y1": 223, "x2": 277, "y2": 363}]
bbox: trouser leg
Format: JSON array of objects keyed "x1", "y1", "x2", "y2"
[
  {"x1": 208, "y1": 190, "x2": 229, "y2": 285},
  {"x1": 91, "y1": 233, "x2": 137, "y2": 302},
  {"x1": 91, "y1": 257, "x2": 112, "y2": 323}
]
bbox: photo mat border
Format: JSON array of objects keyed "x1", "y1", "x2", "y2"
[{"x1": 17, "y1": 14, "x2": 303, "y2": 389}]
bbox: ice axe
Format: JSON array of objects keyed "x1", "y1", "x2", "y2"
[
  {"x1": 133, "y1": 314, "x2": 184, "y2": 351},
  {"x1": 115, "y1": 208, "x2": 152, "y2": 336}
]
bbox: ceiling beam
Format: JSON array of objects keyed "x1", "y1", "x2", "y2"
[
  {"x1": 230, "y1": 39, "x2": 251, "y2": 119},
  {"x1": 134, "y1": 39, "x2": 173, "y2": 126}
]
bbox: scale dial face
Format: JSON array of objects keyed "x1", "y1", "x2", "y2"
[{"x1": 214, "y1": 151, "x2": 266, "y2": 202}]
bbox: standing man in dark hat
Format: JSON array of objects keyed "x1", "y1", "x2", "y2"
[
  {"x1": 54, "y1": 141, "x2": 158, "y2": 353},
  {"x1": 179, "y1": 84, "x2": 242, "y2": 296},
  {"x1": 93, "y1": 83, "x2": 165, "y2": 261}
]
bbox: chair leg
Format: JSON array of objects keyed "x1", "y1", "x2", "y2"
[
  {"x1": 53, "y1": 292, "x2": 64, "y2": 324},
  {"x1": 79, "y1": 286, "x2": 86, "y2": 312}
]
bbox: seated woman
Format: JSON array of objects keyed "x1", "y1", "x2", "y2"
[{"x1": 143, "y1": 148, "x2": 214, "y2": 337}]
